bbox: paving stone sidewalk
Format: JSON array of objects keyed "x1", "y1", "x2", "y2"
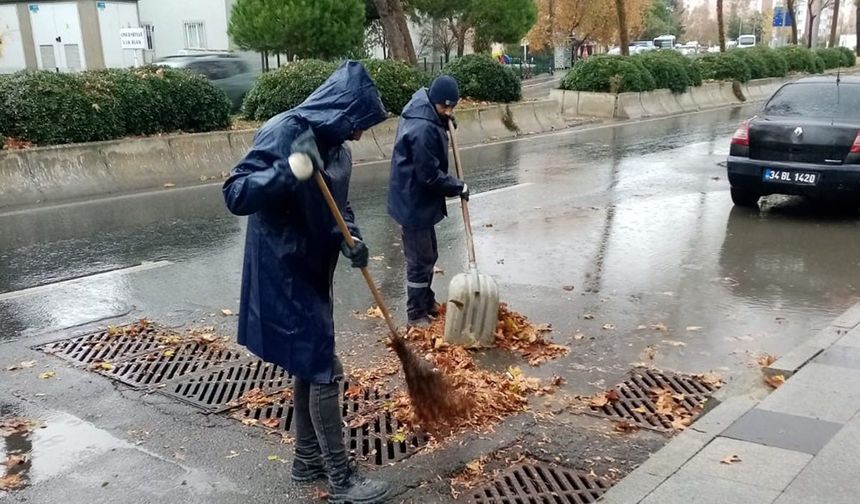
[{"x1": 599, "y1": 303, "x2": 860, "y2": 504}]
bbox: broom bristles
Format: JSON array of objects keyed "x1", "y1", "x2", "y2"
[{"x1": 389, "y1": 334, "x2": 466, "y2": 426}]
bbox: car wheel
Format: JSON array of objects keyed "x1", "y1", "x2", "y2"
[{"x1": 730, "y1": 187, "x2": 760, "y2": 208}]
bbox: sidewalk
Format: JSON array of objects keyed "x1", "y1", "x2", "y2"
[{"x1": 600, "y1": 303, "x2": 860, "y2": 504}]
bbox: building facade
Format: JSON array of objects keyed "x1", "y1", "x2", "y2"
[
  {"x1": 136, "y1": 0, "x2": 236, "y2": 62},
  {"x1": 0, "y1": 0, "x2": 140, "y2": 73}
]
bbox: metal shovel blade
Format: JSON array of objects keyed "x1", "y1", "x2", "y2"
[{"x1": 444, "y1": 267, "x2": 500, "y2": 347}]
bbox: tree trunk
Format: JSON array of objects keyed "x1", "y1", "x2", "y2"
[
  {"x1": 615, "y1": 0, "x2": 630, "y2": 56},
  {"x1": 856, "y1": 0, "x2": 860, "y2": 56},
  {"x1": 373, "y1": 0, "x2": 417, "y2": 64},
  {"x1": 787, "y1": 0, "x2": 799, "y2": 44},
  {"x1": 451, "y1": 19, "x2": 469, "y2": 58},
  {"x1": 807, "y1": 0, "x2": 816, "y2": 48},
  {"x1": 717, "y1": 0, "x2": 726, "y2": 52},
  {"x1": 830, "y1": 0, "x2": 840, "y2": 47}
]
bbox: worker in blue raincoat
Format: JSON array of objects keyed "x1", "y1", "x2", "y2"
[
  {"x1": 387, "y1": 76, "x2": 468, "y2": 327},
  {"x1": 223, "y1": 61, "x2": 391, "y2": 504}
]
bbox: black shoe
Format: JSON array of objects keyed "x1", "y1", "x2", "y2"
[
  {"x1": 328, "y1": 461, "x2": 391, "y2": 504},
  {"x1": 291, "y1": 458, "x2": 327, "y2": 484},
  {"x1": 407, "y1": 316, "x2": 432, "y2": 329}
]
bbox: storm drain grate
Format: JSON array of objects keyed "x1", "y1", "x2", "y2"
[
  {"x1": 588, "y1": 369, "x2": 718, "y2": 431},
  {"x1": 161, "y1": 359, "x2": 293, "y2": 413},
  {"x1": 470, "y1": 461, "x2": 610, "y2": 504},
  {"x1": 35, "y1": 322, "x2": 167, "y2": 366},
  {"x1": 234, "y1": 380, "x2": 429, "y2": 466},
  {"x1": 96, "y1": 342, "x2": 246, "y2": 388}
]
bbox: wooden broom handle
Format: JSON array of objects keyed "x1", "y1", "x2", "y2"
[
  {"x1": 448, "y1": 121, "x2": 477, "y2": 267},
  {"x1": 313, "y1": 171, "x2": 399, "y2": 339}
]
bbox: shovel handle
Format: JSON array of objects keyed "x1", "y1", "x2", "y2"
[
  {"x1": 313, "y1": 171, "x2": 400, "y2": 340},
  {"x1": 448, "y1": 121, "x2": 477, "y2": 267}
]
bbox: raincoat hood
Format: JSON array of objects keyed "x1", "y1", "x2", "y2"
[
  {"x1": 293, "y1": 60, "x2": 388, "y2": 145},
  {"x1": 401, "y1": 88, "x2": 441, "y2": 125}
]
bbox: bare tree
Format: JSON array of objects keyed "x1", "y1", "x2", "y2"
[
  {"x1": 829, "y1": 0, "x2": 841, "y2": 47},
  {"x1": 717, "y1": 0, "x2": 727, "y2": 51},
  {"x1": 372, "y1": 0, "x2": 417, "y2": 63},
  {"x1": 615, "y1": 0, "x2": 630, "y2": 55},
  {"x1": 787, "y1": 0, "x2": 799, "y2": 44}
]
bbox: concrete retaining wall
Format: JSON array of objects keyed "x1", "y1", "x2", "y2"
[
  {"x1": 552, "y1": 77, "x2": 794, "y2": 121},
  {"x1": 0, "y1": 99, "x2": 567, "y2": 210}
]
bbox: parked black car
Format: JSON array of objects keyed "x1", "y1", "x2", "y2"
[{"x1": 727, "y1": 76, "x2": 860, "y2": 207}]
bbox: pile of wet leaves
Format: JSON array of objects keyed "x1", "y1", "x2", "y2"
[{"x1": 373, "y1": 304, "x2": 569, "y2": 436}]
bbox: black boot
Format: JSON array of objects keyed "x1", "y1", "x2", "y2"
[
  {"x1": 290, "y1": 457, "x2": 327, "y2": 484},
  {"x1": 328, "y1": 460, "x2": 391, "y2": 504}
]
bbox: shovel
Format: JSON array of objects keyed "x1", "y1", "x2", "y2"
[
  {"x1": 444, "y1": 121, "x2": 500, "y2": 348},
  {"x1": 295, "y1": 162, "x2": 457, "y2": 425}
]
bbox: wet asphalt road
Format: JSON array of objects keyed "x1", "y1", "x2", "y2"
[{"x1": 2, "y1": 104, "x2": 860, "y2": 503}]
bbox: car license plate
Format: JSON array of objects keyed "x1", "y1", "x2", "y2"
[{"x1": 762, "y1": 169, "x2": 819, "y2": 185}]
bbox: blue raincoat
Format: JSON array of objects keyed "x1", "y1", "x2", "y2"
[
  {"x1": 387, "y1": 89, "x2": 464, "y2": 229},
  {"x1": 223, "y1": 61, "x2": 387, "y2": 384}
]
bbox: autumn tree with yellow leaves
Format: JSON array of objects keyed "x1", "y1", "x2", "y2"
[{"x1": 527, "y1": 0, "x2": 650, "y2": 52}]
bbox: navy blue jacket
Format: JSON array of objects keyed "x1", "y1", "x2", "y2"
[
  {"x1": 387, "y1": 89, "x2": 464, "y2": 230},
  {"x1": 223, "y1": 61, "x2": 387, "y2": 384}
]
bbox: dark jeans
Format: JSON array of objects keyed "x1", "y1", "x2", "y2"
[
  {"x1": 402, "y1": 226, "x2": 439, "y2": 321},
  {"x1": 293, "y1": 357, "x2": 349, "y2": 476}
]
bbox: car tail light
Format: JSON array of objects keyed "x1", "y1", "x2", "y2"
[
  {"x1": 731, "y1": 121, "x2": 750, "y2": 147},
  {"x1": 851, "y1": 131, "x2": 860, "y2": 154}
]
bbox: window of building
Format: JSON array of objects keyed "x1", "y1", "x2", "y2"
[
  {"x1": 39, "y1": 45, "x2": 57, "y2": 70},
  {"x1": 64, "y1": 44, "x2": 82, "y2": 70},
  {"x1": 184, "y1": 22, "x2": 206, "y2": 49}
]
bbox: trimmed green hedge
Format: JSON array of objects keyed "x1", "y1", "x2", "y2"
[
  {"x1": 360, "y1": 59, "x2": 429, "y2": 116},
  {"x1": 836, "y1": 47, "x2": 857, "y2": 67},
  {"x1": 561, "y1": 55, "x2": 656, "y2": 93},
  {"x1": 0, "y1": 67, "x2": 231, "y2": 146},
  {"x1": 777, "y1": 45, "x2": 819, "y2": 73},
  {"x1": 443, "y1": 54, "x2": 522, "y2": 102},
  {"x1": 749, "y1": 46, "x2": 788, "y2": 77},
  {"x1": 730, "y1": 49, "x2": 768, "y2": 80},
  {"x1": 632, "y1": 50, "x2": 693, "y2": 93},
  {"x1": 692, "y1": 52, "x2": 753, "y2": 83},
  {"x1": 242, "y1": 60, "x2": 338, "y2": 121}
]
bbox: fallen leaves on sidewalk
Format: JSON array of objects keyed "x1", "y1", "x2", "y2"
[
  {"x1": 37, "y1": 371, "x2": 56, "y2": 380},
  {"x1": 495, "y1": 305, "x2": 569, "y2": 366},
  {"x1": 694, "y1": 372, "x2": 724, "y2": 388},
  {"x1": 613, "y1": 420, "x2": 639, "y2": 433},
  {"x1": 0, "y1": 418, "x2": 39, "y2": 437},
  {"x1": 366, "y1": 306, "x2": 384, "y2": 319},
  {"x1": 720, "y1": 455, "x2": 742, "y2": 465},
  {"x1": 589, "y1": 390, "x2": 620, "y2": 408},
  {"x1": 1, "y1": 455, "x2": 26, "y2": 468},
  {"x1": 764, "y1": 374, "x2": 786, "y2": 389},
  {"x1": 229, "y1": 388, "x2": 274, "y2": 410}
]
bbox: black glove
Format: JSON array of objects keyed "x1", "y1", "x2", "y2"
[
  {"x1": 340, "y1": 238, "x2": 369, "y2": 269},
  {"x1": 460, "y1": 183, "x2": 469, "y2": 202},
  {"x1": 290, "y1": 130, "x2": 324, "y2": 172}
]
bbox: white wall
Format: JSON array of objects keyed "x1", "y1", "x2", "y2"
[
  {"x1": 0, "y1": 5, "x2": 27, "y2": 73},
  {"x1": 98, "y1": 1, "x2": 141, "y2": 68},
  {"x1": 138, "y1": 0, "x2": 230, "y2": 58},
  {"x1": 29, "y1": 2, "x2": 86, "y2": 71}
]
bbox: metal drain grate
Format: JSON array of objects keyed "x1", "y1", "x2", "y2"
[
  {"x1": 97, "y1": 342, "x2": 246, "y2": 388},
  {"x1": 588, "y1": 369, "x2": 718, "y2": 430},
  {"x1": 470, "y1": 461, "x2": 610, "y2": 504},
  {"x1": 161, "y1": 359, "x2": 292, "y2": 413},
  {"x1": 234, "y1": 380, "x2": 428, "y2": 466},
  {"x1": 35, "y1": 323, "x2": 166, "y2": 366}
]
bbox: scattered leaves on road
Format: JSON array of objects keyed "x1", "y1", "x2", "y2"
[
  {"x1": 229, "y1": 388, "x2": 274, "y2": 410},
  {"x1": 344, "y1": 385, "x2": 364, "y2": 399},
  {"x1": 163, "y1": 183, "x2": 176, "y2": 188},
  {"x1": 366, "y1": 306, "x2": 384, "y2": 319},
  {"x1": 221, "y1": 309, "x2": 234, "y2": 316},
  {"x1": 720, "y1": 455, "x2": 742, "y2": 465},
  {"x1": 1, "y1": 455, "x2": 27, "y2": 468},
  {"x1": 6, "y1": 361, "x2": 36, "y2": 371},
  {"x1": 562, "y1": 285, "x2": 575, "y2": 291},
  {"x1": 764, "y1": 374, "x2": 786, "y2": 389},
  {"x1": 686, "y1": 326, "x2": 703, "y2": 332},
  {"x1": 0, "y1": 418, "x2": 39, "y2": 437},
  {"x1": 613, "y1": 420, "x2": 639, "y2": 433},
  {"x1": 433, "y1": 266, "x2": 445, "y2": 275},
  {"x1": 267, "y1": 455, "x2": 279, "y2": 461},
  {"x1": 642, "y1": 345, "x2": 657, "y2": 361},
  {"x1": 602, "y1": 324, "x2": 616, "y2": 330},
  {"x1": 695, "y1": 372, "x2": 724, "y2": 388},
  {"x1": 661, "y1": 340, "x2": 687, "y2": 347},
  {"x1": 650, "y1": 323, "x2": 668, "y2": 332},
  {"x1": 37, "y1": 371, "x2": 55, "y2": 380},
  {"x1": 756, "y1": 354, "x2": 778, "y2": 368},
  {"x1": 311, "y1": 488, "x2": 330, "y2": 501}
]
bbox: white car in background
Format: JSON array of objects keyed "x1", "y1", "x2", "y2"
[{"x1": 737, "y1": 35, "x2": 757, "y2": 49}]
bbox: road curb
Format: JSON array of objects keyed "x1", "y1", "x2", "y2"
[{"x1": 599, "y1": 300, "x2": 860, "y2": 503}]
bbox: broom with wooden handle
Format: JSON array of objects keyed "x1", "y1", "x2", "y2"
[{"x1": 288, "y1": 152, "x2": 458, "y2": 425}]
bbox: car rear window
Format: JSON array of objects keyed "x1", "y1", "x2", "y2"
[{"x1": 764, "y1": 82, "x2": 860, "y2": 119}]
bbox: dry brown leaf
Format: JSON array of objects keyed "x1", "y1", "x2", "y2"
[
  {"x1": 261, "y1": 418, "x2": 280, "y2": 429},
  {"x1": 662, "y1": 340, "x2": 687, "y2": 347},
  {"x1": 562, "y1": 285, "x2": 575, "y2": 291},
  {"x1": 221, "y1": 309, "x2": 234, "y2": 316},
  {"x1": 686, "y1": 326, "x2": 703, "y2": 332},
  {"x1": 163, "y1": 183, "x2": 176, "y2": 188},
  {"x1": 756, "y1": 354, "x2": 778, "y2": 368},
  {"x1": 650, "y1": 323, "x2": 668, "y2": 332},
  {"x1": 366, "y1": 306, "x2": 384, "y2": 319},
  {"x1": 720, "y1": 454, "x2": 742, "y2": 465},
  {"x1": 433, "y1": 266, "x2": 445, "y2": 275},
  {"x1": 671, "y1": 416, "x2": 692, "y2": 431},
  {"x1": 643, "y1": 345, "x2": 657, "y2": 361},
  {"x1": 574, "y1": 332, "x2": 585, "y2": 340},
  {"x1": 613, "y1": 420, "x2": 639, "y2": 433},
  {"x1": 764, "y1": 374, "x2": 786, "y2": 389},
  {"x1": 345, "y1": 385, "x2": 363, "y2": 399},
  {"x1": 602, "y1": 324, "x2": 616, "y2": 330},
  {"x1": 38, "y1": 371, "x2": 56, "y2": 380},
  {"x1": 606, "y1": 389, "x2": 620, "y2": 402},
  {"x1": 589, "y1": 394, "x2": 609, "y2": 408},
  {"x1": 696, "y1": 372, "x2": 724, "y2": 388},
  {"x1": 0, "y1": 474, "x2": 24, "y2": 491},
  {"x1": 312, "y1": 487, "x2": 330, "y2": 501},
  {"x1": 1, "y1": 454, "x2": 27, "y2": 468},
  {"x1": 631, "y1": 406, "x2": 648, "y2": 414},
  {"x1": 241, "y1": 418, "x2": 259, "y2": 427}
]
